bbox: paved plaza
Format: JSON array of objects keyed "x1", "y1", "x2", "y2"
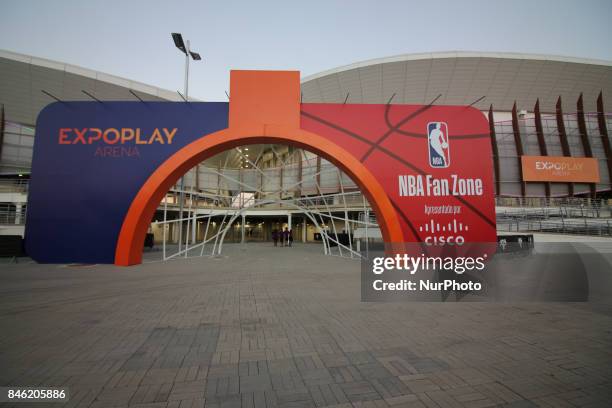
[{"x1": 1, "y1": 243, "x2": 611, "y2": 408}]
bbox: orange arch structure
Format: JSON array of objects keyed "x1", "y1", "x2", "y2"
[{"x1": 114, "y1": 125, "x2": 404, "y2": 266}]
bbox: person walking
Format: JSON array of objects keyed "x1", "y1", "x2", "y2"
[
  {"x1": 282, "y1": 227, "x2": 289, "y2": 247},
  {"x1": 288, "y1": 229, "x2": 293, "y2": 247},
  {"x1": 272, "y1": 229, "x2": 278, "y2": 247}
]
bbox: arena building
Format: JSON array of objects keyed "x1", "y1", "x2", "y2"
[{"x1": 1, "y1": 49, "x2": 611, "y2": 255}]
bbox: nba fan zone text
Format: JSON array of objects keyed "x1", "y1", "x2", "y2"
[{"x1": 398, "y1": 174, "x2": 484, "y2": 197}]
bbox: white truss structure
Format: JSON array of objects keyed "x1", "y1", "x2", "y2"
[{"x1": 150, "y1": 145, "x2": 379, "y2": 262}]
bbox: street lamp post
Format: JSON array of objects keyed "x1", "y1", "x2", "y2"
[{"x1": 171, "y1": 33, "x2": 202, "y2": 253}]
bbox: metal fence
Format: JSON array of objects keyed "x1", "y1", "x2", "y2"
[
  {"x1": 496, "y1": 196, "x2": 612, "y2": 236},
  {"x1": 496, "y1": 196, "x2": 610, "y2": 219},
  {"x1": 0, "y1": 203, "x2": 26, "y2": 225},
  {"x1": 496, "y1": 196, "x2": 610, "y2": 209},
  {"x1": 0, "y1": 178, "x2": 29, "y2": 193},
  {"x1": 498, "y1": 218, "x2": 612, "y2": 236}
]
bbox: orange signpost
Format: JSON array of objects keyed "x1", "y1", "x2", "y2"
[{"x1": 521, "y1": 156, "x2": 600, "y2": 183}]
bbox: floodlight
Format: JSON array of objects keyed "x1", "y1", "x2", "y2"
[{"x1": 171, "y1": 33, "x2": 186, "y2": 54}]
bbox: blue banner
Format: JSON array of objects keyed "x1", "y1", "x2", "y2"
[{"x1": 26, "y1": 102, "x2": 229, "y2": 263}]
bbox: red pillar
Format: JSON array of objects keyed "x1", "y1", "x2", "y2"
[
  {"x1": 556, "y1": 96, "x2": 574, "y2": 196},
  {"x1": 533, "y1": 99, "x2": 551, "y2": 197},
  {"x1": 488, "y1": 105, "x2": 501, "y2": 196},
  {"x1": 0, "y1": 104, "x2": 4, "y2": 160},
  {"x1": 511, "y1": 102, "x2": 526, "y2": 196},
  {"x1": 576, "y1": 93, "x2": 596, "y2": 198},
  {"x1": 597, "y1": 91, "x2": 612, "y2": 186}
]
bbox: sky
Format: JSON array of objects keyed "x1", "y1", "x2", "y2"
[{"x1": 1, "y1": 0, "x2": 611, "y2": 101}]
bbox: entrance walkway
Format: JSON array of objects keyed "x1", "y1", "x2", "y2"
[{"x1": 0, "y1": 243, "x2": 611, "y2": 407}]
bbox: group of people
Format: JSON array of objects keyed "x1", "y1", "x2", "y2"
[{"x1": 272, "y1": 228, "x2": 293, "y2": 247}]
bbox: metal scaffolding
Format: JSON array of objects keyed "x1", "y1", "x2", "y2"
[{"x1": 151, "y1": 145, "x2": 379, "y2": 262}]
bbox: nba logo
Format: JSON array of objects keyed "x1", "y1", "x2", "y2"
[{"x1": 427, "y1": 122, "x2": 450, "y2": 168}]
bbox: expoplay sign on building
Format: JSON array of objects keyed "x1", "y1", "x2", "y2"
[
  {"x1": 521, "y1": 156, "x2": 600, "y2": 183},
  {"x1": 25, "y1": 70, "x2": 496, "y2": 265}
]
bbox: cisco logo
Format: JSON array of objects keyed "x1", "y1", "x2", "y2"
[{"x1": 419, "y1": 219, "x2": 468, "y2": 245}]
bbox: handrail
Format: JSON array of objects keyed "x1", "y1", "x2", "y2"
[
  {"x1": 0, "y1": 178, "x2": 29, "y2": 193},
  {"x1": 497, "y1": 217, "x2": 612, "y2": 237},
  {"x1": 0, "y1": 203, "x2": 26, "y2": 225}
]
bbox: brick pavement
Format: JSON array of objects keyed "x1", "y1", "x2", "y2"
[{"x1": 0, "y1": 243, "x2": 611, "y2": 407}]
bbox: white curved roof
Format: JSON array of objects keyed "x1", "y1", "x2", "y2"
[
  {"x1": 2, "y1": 49, "x2": 611, "y2": 127},
  {"x1": 300, "y1": 51, "x2": 612, "y2": 112},
  {"x1": 0, "y1": 49, "x2": 184, "y2": 126}
]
